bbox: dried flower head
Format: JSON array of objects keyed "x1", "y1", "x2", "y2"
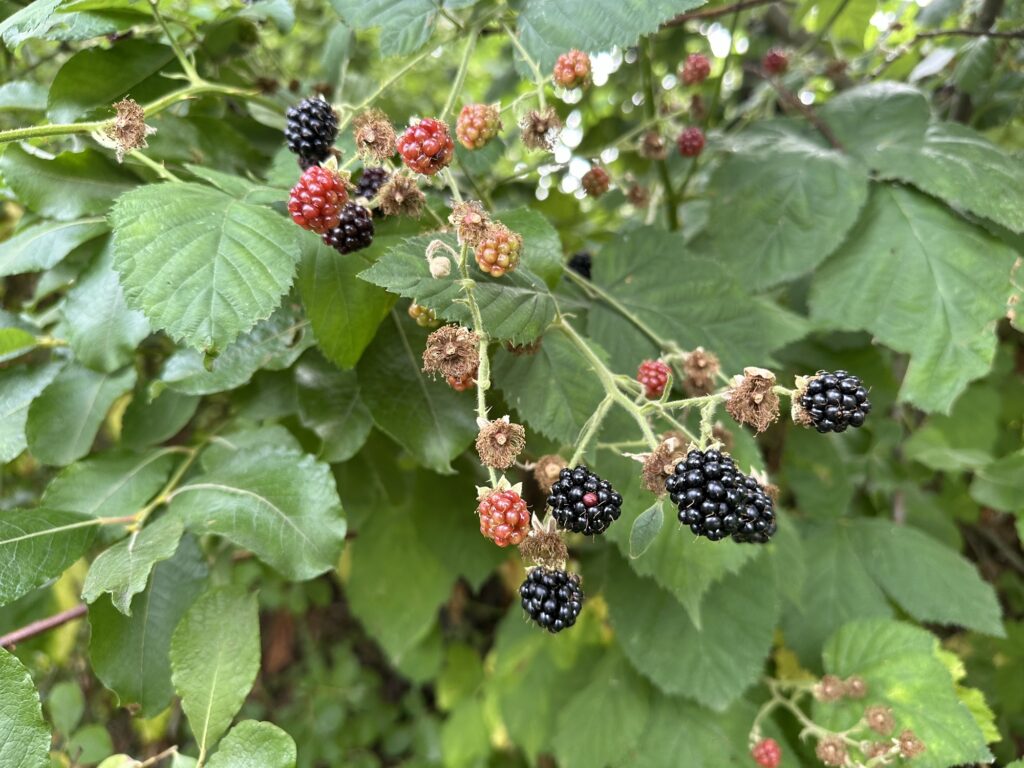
[
  {"x1": 814, "y1": 674, "x2": 845, "y2": 702},
  {"x1": 476, "y1": 416, "x2": 527, "y2": 469},
  {"x1": 352, "y1": 108, "x2": 397, "y2": 162},
  {"x1": 725, "y1": 366, "x2": 780, "y2": 434},
  {"x1": 449, "y1": 200, "x2": 491, "y2": 247},
  {"x1": 520, "y1": 517, "x2": 569, "y2": 570},
  {"x1": 533, "y1": 454, "x2": 568, "y2": 494},
  {"x1": 423, "y1": 325, "x2": 480, "y2": 379},
  {"x1": 683, "y1": 347, "x2": 720, "y2": 396},
  {"x1": 378, "y1": 172, "x2": 425, "y2": 218},
  {"x1": 814, "y1": 736, "x2": 847, "y2": 767},
  {"x1": 626, "y1": 184, "x2": 650, "y2": 207},
  {"x1": 104, "y1": 98, "x2": 157, "y2": 162},
  {"x1": 639, "y1": 130, "x2": 667, "y2": 160},
  {"x1": 865, "y1": 705, "x2": 894, "y2": 735},
  {"x1": 641, "y1": 434, "x2": 691, "y2": 494},
  {"x1": 520, "y1": 106, "x2": 563, "y2": 151},
  {"x1": 897, "y1": 730, "x2": 926, "y2": 759},
  {"x1": 791, "y1": 374, "x2": 815, "y2": 427},
  {"x1": 862, "y1": 741, "x2": 892, "y2": 760},
  {"x1": 505, "y1": 339, "x2": 542, "y2": 356},
  {"x1": 843, "y1": 675, "x2": 867, "y2": 699}
]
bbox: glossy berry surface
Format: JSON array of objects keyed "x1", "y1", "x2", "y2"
[
  {"x1": 677, "y1": 126, "x2": 705, "y2": 157},
  {"x1": 355, "y1": 167, "x2": 389, "y2": 207},
  {"x1": 284, "y1": 97, "x2": 338, "y2": 166},
  {"x1": 581, "y1": 166, "x2": 610, "y2": 197},
  {"x1": 681, "y1": 53, "x2": 711, "y2": 85},
  {"x1": 456, "y1": 104, "x2": 501, "y2": 150},
  {"x1": 567, "y1": 251, "x2": 592, "y2": 280},
  {"x1": 548, "y1": 466, "x2": 623, "y2": 535},
  {"x1": 520, "y1": 567, "x2": 584, "y2": 633},
  {"x1": 288, "y1": 166, "x2": 346, "y2": 234},
  {"x1": 553, "y1": 49, "x2": 591, "y2": 88},
  {"x1": 752, "y1": 738, "x2": 782, "y2": 768},
  {"x1": 799, "y1": 370, "x2": 871, "y2": 433},
  {"x1": 397, "y1": 118, "x2": 454, "y2": 175},
  {"x1": 478, "y1": 489, "x2": 531, "y2": 547},
  {"x1": 475, "y1": 228, "x2": 522, "y2": 277},
  {"x1": 638, "y1": 360, "x2": 671, "y2": 399},
  {"x1": 763, "y1": 49, "x2": 789, "y2": 75},
  {"x1": 322, "y1": 203, "x2": 374, "y2": 254},
  {"x1": 408, "y1": 303, "x2": 439, "y2": 328}
]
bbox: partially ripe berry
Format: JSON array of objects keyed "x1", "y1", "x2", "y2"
[
  {"x1": 638, "y1": 359, "x2": 671, "y2": 399},
  {"x1": 456, "y1": 104, "x2": 501, "y2": 150},
  {"x1": 581, "y1": 166, "x2": 610, "y2": 197},
  {"x1": 288, "y1": 165, "x2": 346, "y2": 234},
  {"x1": 553, "y1": 49, "x2": 591, "y2": 89},
  {"x1": 397, "y1": 117, "x2": 454, "y2": 175},
  {"x1": 751, "y1": 738, "x2": 781, "y2": 768},
  {"x1": 474, "y1": 224, "x2": 522, "y2": 277},
  {"x1": 478, "y1": 489, "x2": 531, "y2": 547},
  {"x1": 677, "y1": 126, "x2": 705, "y2": 158},
  {"x1": 446, "y1": 369, "x2": 477, "y2": 391},
  {"x1": 681, "y1": 53, "x2": 711, "y2": 85},
  {"x1": 763, "y1": 48, "x2": 789, "y2": 75}
]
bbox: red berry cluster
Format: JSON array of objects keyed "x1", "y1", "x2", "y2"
[
  {"x1": 763, "y1": 49, "x2": 789, "y2": 75},
  {"x1": 288, "y1": 166, "x2": 347, "y2": 234},
  {"x1": 397, "y1": 118, "x2": 455, "y2": 175},
  {"x1": 475, "y1": 226, "x2": 522, "y2": 277},
  {"x1": 677, "y1": 126, "x2": 705, "y2": 158},
  {"x1": 751, "y1": 738, "x2": 782, "y2": 768},
  {"x1": 637, "y1": 360, "x2": 671, "y2": 399},
  {"x1": 681, "y1": 53, "x2": 711, "y2": 85},
  {"x1": 478, "y1": 489, "x2": 531, "y2": 547},
  {"x1": 553, "y1": 49, "x2": 591, "y2": 88},
  {"x1": 457, "y1": 104, "x2": 501, "y2": 150},
  {"x1": 581, "y1": 166, "x2": 610, "y2": 197}
]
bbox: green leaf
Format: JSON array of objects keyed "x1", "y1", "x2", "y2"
[
  {"x1": 0, "y1": 218, "x2": 107, "y2": 278},
  {"x1": 89, "y1": 536, "x2": 208, "y2": 716},
  {"x1": 629, "y1": 500, "x2": 664, "y2": 559},
  {"x1": 0, "y1": 145, "x2": 138, "y2": 220},
  {"x1": 440, "y1": 698, "x2": 491, "y2": 768},
  {"x1": 82, "y1": 516, "x2": 185, "y2": 615},
  {"x1": 970, "y1": 450, "x2": 1024, "y2": 514},
  {"x1": 120, "y1": 389, "x2": 198, "y2": 450},
  {"x1": 0, "y1": 0, "x2": 62, "y2": 48},
  {"x1": 297, "y1": 237, "x2": 395, "y2": 368},
  {"x1": 780, "y1": 426, "x2": 856, "y2": 517},
  {"x1": 110, "y1": 182, "x2": 302, "y2": 352},
  {"x1": 0, "y1": 509, "x2": 96, "y2": 606},
  {"x1": 819, "y1": 619, "x2": 992, "y2": 767},
  {"x1": 168, "y1": 446, "x2": 346, "y2": 580},
  {"x1": 0, "y1": 647, "x2": 50, "y2": 768},
  {"x1": 0, "y1": 327, "x2": 37, "y2": 362},
  {"x1": 0, "y1": 361, "x2": 63, "y2": 462},
  {"x1": 329, "y1": 0, "x2": 437, "y2": 57},
  {"x1": 62, "y1": 240, "x2": 150, "y2": 372},
  {"x1": 705, "y1": 127, "x2": 869, "y2": 289},
  {"x1": 516, "y1": 0, "x2": 705, "y2": 72},
  {"x1": 198, "y1": 425, "x2": 303, "y2": 472},
  {"x1": 66, "y1": 723, "x2": 114, "y2": 764},
  {"x1": 356, "y1": 312, "x2": 476, "y2": 474},
  {"x1": 809, "y1": 184, "x2": 1016, "y2": 413},
  {"x1": 903, "y1": 383, "x2": 1001, "y2": 470},
  {"x1": 0, "y1": 80, "x2": 47, "y2": 111},
  {"x1": 47, "y1": 39, "x2": 175, "y2": 123},
  {"x1": 206, "y1": 721, "x2": 297, "y2": 768},
  {"x1": 953, "y1": 37, "x2": 996, "y2": 94},
  {"x1": 26, "y1": 363, "x2": 137, "y2": 466},
  {"x1": 42, "y1": 448, "x2": 178, "y2": 519},
  {"x1": 171, "y1": 586, "x2": 260, "y2": 755},
  {"x1": 295, "y1": 352, "x2": 373, "y2": 463},
  {"x1": 819, "y1": 82, "x2": 931, "y2": 167},
  {"x1": 47, "y1": 681, "x2": 85, "y2": 737}
]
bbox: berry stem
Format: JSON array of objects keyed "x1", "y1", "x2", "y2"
[
  {"x1": 569, "y1": 396, "x2": 614, "y2": 466},
  {"x1": 149, "y1": 0, "x2": 201, "y2": 85},
  {"x1": 129, "y1": 445, "x2": 201, "y2": 531},
  {"x1": 502, "y1": 22, "x2": 547, "y2": 109},
  {"x1": 130, "y1": 150, "x2": 182, "y2": 182},
  {"x1": 754, "y1": 678, "x2": 866, "y2": 751},
  {"x1": 697, "y1": 400, "x2": 717, "y2": 448},
  {"x1": 640, "y1": 38, "x2": 680, "y2": 231},
  {"x1": 441, "y1": 28, "x2": 480, "y2": 121}
]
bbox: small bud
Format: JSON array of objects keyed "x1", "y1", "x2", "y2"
[
  {"x1": 520, "y1": 106, "x2": 562, "y2": 151},
  {"x1": 897, "y1": 730, "x2": 926, "y2": 759},
  {"x1": 725, "y1": 366, "x2": 780, "y2": 434},
  {"x1": 352, "y1": 107, "x2": 397, "y2": 162},
  {"x1": 422, "y1": 325, "x2": 479, "y2": 379},
  {"x1": 533, "y1": 455, "x2": 568, "y2": 494},
  {"x1": 864, "y1": 705, "x2": 894, "y2": 735},
  {"x1": 813, "y1": 674, "x2": 845, "y2": 702},
  {"x1": 814, "y1": 735, "x2": 847, "y2": 767},
  {"x1": 843, "y1": 675, "x2": 867, "y2": 699},
  {"x1": 682, "y1": 347, "x2": 720, "y2": 396},
  {"x1": 476, "y1": 416, "x2": 527, "y2": 470}
]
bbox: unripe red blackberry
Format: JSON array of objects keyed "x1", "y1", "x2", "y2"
[
  {"x1": 478, "y1": 489, "x2": 531, "y2": 547},
  {"x1": 288, "y1": 166, "x2": 346, "y2": 233},
  {"x1": 681, "y1": 53, "x2": 711, "y2": 85},
  {"x1": 797, "y1": 370, "x2": 871, "y2": 433},
  {"x1": 397, "y1": 118, "x2": 454, "y2": 175},
  {"x1": 284, "y1": 97, "x2": 338, "y2": 166},
  {"x1": 520, "y1": 567, "x2": 584, "y2": 633},
  {"x1": 548, "y1": 466, "x2": 623, "y2": 536},
  {"x1": 637, "y1": 360, "x2": 671, "y2": 399},
  {"x1": 456, "y1": 104, "x2": 501, "y2": 150},
  {"x1": 763, "y1": 48, "x2": 789, "y2": 75},
  {"x1": 446, "y1": 369, "x2": 476, "y2": 392},
  {"x1": 553, "y1": 49, "x2": 591, "y2": 89},
  {"x1": 751, "y1": 738, "x2": 781, "y2": 768},
  {"x1": 321, "y1": 202, "x2": 374, "y2": 253},
  {"x1": 677, "y1": 126, "x2": 705, "y2": 158},
  {"x1": 474, "y1": 224, "x2": 522, "y2": 277},
  {"x1": 581, "y1": 166, "x2": 610, "y2": 197}
]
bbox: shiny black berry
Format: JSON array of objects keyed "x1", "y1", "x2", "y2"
[
  {"x1": 798, "y1": 370, "x2": 871, "y2": 433},
  {"x1": 355, "y1": 166, "x2": 389, "y2": 210},
  {"x1": 567, "y1": 251, "x2": 592, "y2": 280},
  {"x1": 520, "y1": 567, "x2": 584, "y2": 633},
  {"x1": 731, "y1": 475, "x2": 777, "y2": 544},
  {"x1": 285, "y1": 97, "x2": 338, "y2": 166},
  {"x1": 322, "y1": 203, "x2": 374, "y2": 254},
  {"x1": 548, "y1": 466, "x2": 623, "y2": 535}
]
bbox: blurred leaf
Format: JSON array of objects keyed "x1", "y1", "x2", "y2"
[
  {"x1": 781, "y1": 426, "x2": 856, "y2": 516},
  {"x1": 46, "y1": 680, "x2": 85, "y2": 737},
  {"x1": 0, "y1": 327, "x2": 37, "y2": 363},
  {"x1": 440, "y1": 698, "x2": 490, "y2": 768},
  {"x1": 0, "y1": 0, "x2": 63, "y2": 47},
  {"x1": 206, "y1": 721, "x2": 297, "y2": 768},
  {"x1": 330, "y1": 0, "x2": 437, "y2": 56},
  {"x1": 121, "y1": 390, "x2": 198, "y2": 450},
  {"x1": 0, "y1": 218, "x2": 107, "y2": 278},
  {"x1": 65, "y1": 723, "x2": 114, "y2": 764},
  {"x1": 0, "y1": 81, "x2": 47, "y2": 111},
  {"x1": 0, "y1": 509, "x2": 96, "y2": 606},
  {"x1": 953, "y1": 37, "x2": 997, "y2": 95},
  {"x1": 819, "y1": 82, "x2": 931, "y2": 167},
  {"x1": 43, "y1": 449, "x2": 178, "y2": 519},
  {"x1": 0, "y1": 362, "x2": 63, "y2": 462},
  {"x1": 970, "y1": 450, "x2": 1024, "y2": 514},
  {"x1": 904, "y1": 384, "x2": 1001, "y2": 470},
  {"x1": 0, "y1": 647, "x2": 50, "y2": 768},
  {"x1": 294, "y1": 352, "x2": 373, "y2": 463}
]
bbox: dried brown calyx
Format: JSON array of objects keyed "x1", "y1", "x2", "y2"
[{"x1": 422, "y1": 325, "x2": 480, "y2": 379}]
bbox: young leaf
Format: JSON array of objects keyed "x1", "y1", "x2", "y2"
[
  {"x1": 0, "y1": 361, "x2": 63, "y2": 462},
  {"x1": 0, "y1": 648, "x2": 51, "y2": 768},
  {"x1": 0, "y1": 509, "x2": 97, "y2": 606},
  {"x1": 629, "y1": 500, "x2": 664, "y2": 559},
  {"x1": 0, "y1": 327, "x2": 37, "y2": 363},
  {"x1": 170, "y1": 586, "x2": 261, "y2": 757},
  {"x1": 205, "y1": 720, "x2": 298, "y2": 768}
]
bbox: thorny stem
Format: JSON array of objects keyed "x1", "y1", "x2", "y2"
[
  {"x1": 641, "y1": 38, "x2": 680, "y2": 231},
  {"x1": 569, "y1": 397, "x2": 615, "y2": 466},
  {"x1": 442, "y1": 28, "x2": 479, "y2": 121},
  {"x1": 502, "y1": 22, "x2": 547, "y2": 109}
]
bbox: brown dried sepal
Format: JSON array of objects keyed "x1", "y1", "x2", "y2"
[
  {"x1": 791, "y1": 374, "x2": 814, "y2": 427},
  {"x1": 378, "y1": 172, "x2": 425, "y2": 218},
  {"x1": 725, "y1": 366, "x2": 780, "y2": 434},
  {"x1": 449, "y1": 200, "x2": 491, "y2": 247},
  {"x1": 815, "y1": 736, "x2": 847, "y2": 767},
  {"x1": 639, "y1": 130, "x2": 667, "y2": 160},
  {"x1": 641, "y1": 434, "x2": 691, "y2": 495},
  {"x1": 897, "y1": 730, "x2": 926, "y2": 759},
  {"x1": 475, "y1": 416, "x2": 527, "y2": 470},
  {"x1": 105, "y1": 98, "x2": 157, "y2": 162},
  {"x1": 683, "y1": 347, "x2": 720, "y2": 396},
  {"x1": 353, "y1": 108, "x2": 397, "y2": 162},
  {"x1": 865, "y1": 706, "x2": 894, "y2": 735},
  {"x1": 423, "y1": 325, "x2": 480, "y2": 379},
  {"x1": 532, "y1": 454, "x2": 568, "y2": 494},
  {"x1": 520, "y1": 106, "x2": 562, "y2": 151},
  {"x1": 519, "y1": 528, "x2": 569, "y2": 571}
]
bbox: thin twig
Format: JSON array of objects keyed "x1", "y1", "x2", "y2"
[
  {"x1": 1, "y1": 604, "x2": 87, "y2": 649},
  {"x1": 916, "y1": 26, "x2": 1024, "y2": 38}
]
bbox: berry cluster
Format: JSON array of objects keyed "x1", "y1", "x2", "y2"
[
  {"x1": 681, "y1": 53, "x2": 711, "y2": 85},
  {"x1": 475, "y1": 225, "x2": 522, "y2": 277},
  {"x1": 665, "y1": 449, "x2": 776, "y2": 543},
  {"x1": 288, "y1": 166, "x2": 346, "y2": 234},
  {"x1": 322, "y1": 203, "x2": 374, "y2": 254},
  {"x1": 548, "y1": 466, "x2": 623, "y2": 536},
  {"x1": 677, "y1": 126, "x2": 705, "y2": 157},
  {"x1": 398, "y1": 118, "x2": 455, "y2": 175},
  {"x1": 456, "y1": 104, "x2": 501, "y2": 150},
  {"x1": 553, "y1": 49, "x2": 591, "y2": 88},
  {"x1": 798, "y1": 370, "x2": 871, "y2": 433},
  {"x1": 520, "y1": 567, "x2": 584, "y2": 633},
  {"x1": 478, "y1": 489, "x2": 531, "y2": 547},
  {"x1": 582, "y1": 166, "x2": 610, "y2": 197},
  {"x1": 751, "y1": 738, "x2": 781, "y2": 768},
  {"x1": 637, "y1": 359, "x2": 671, "y2": 399},
  {"x1": 284, "y1": 97, "x2": 338, "y2": 167}
]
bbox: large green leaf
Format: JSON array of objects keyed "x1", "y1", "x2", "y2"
[
  {"x1": 206, "y1": 721, "x2": 297, "y2": 768},
  {"x1": 704, "y1": 127, "x2": 869, "y2": 289},
  {"x1": 356, "y1": 312, "x2": 477, "y2": 473},
  {"x1": 171, "y1": 587, "x2": 260, "y2": 756},
  {"x1": 0, "y1": 361, "x2": 62, "y2": 462},
  {"x1": 329, "y1": 0, "x2": 437, "y2": 57},
  {"x1": 89, "y1": 536, "x2": 208, "y2": 716},
  {"x1": 0, "y1": 0, "x2": 62, "y2": 48},
  {"x1": 295, "y1": 352, "x2": 373, "y2": 463},
  {"x1": 970, "y1": 450, "x2": 1024, "y2": 514},
  {"x1": 0, "y1": 81, "x2": 46, "y2": 111},
  {"x1": 110, "y1": 182, "x2": 302, "y2": 352},
  {"x1": 780, "y1": 426, "x2": 857, "y2": 517},
  {"x1": 0, "y1": 218, "x2": 107, "y2": 278},
  {"x1": 809, "y1": 184, "x2": 1016, "y2": 413},
  {"x1": 26, "y1": 362, "x2": 136, "y2": 466},
  {"x1": 818, "y1": 81, "x2": 931, "y2": 166},
  {"x1": 42, "y1": 448, "x2": 178, "y2": 519},
  {"x1": 0, "y1": 648, "x2": 50, "y2": 768},
  {"x1": 121, "y1": 389, "x2": 199, "y2": 450},
  {"x1": 903, "y1": 383, "x2": 1001, "y2": 471},
  {"x1": 168, "y1": 446, "x2": 346, "y2": 580},
  {"x1": 0, "y1": 509, "x2": 97, "y2": 606}
]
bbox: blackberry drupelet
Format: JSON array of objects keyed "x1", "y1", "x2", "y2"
[
  {"x1": 285, "y1": 97, "x2": 338, "y2": 166},
  {"x1": 732, "y1": 474, "x2": 777, "y2": 543},
  {"x1": 520, "y1": 567, "x2": 584, "y2": 633},
  {"x1": 355, "y1": 167, "x2": 389, "y2": 208},
  {"x1": 548, "y1": 466, "x2": 623, "y2": 535},
  {"x1": 567, "y1": 251, "x2": 592, "y2": 279},
  {"x1": 322, "y1": 203, "x2": 374, "y2": 254},
  {"x1": 799, "y1": 370, "x2": 871, "y2": 433}
]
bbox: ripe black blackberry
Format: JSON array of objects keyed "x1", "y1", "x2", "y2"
[
  {"x1": 355, "y1": 166, "x2": 389, "y2": 208},
  {"x1": 548, "y1": 466, "x2": 623, "y2": 535},
  {"x1": 285, "y1": 97, "x2": 338, "y2": 166},
  {"x1": 731, "y1": 475, "x2": 777, "y2": 543},
  {"x1": 567, "y1": 251, "x2": 592, "y2": 280},
  {"x1": 322, "y1": 203, "x2": 374, "y2": 254},
  {"x1": 520, "y1": 567, "x2": 584, "y2": 633},
  {"x1": 799, "y1": 370, "x2": 871, "y2": 433}
]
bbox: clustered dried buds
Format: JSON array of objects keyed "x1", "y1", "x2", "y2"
[
  {"x1": 104, "y1": 98, "x2": 157, "y2": 162},
  {"x1": 639, "y1": 130, "x2": 668, "y2": 160},
  {"x1": 843, "y1": 675, "x2": 867, "y2": 699},
  {"x1": 533, "y1": 455, "x2": 568, "y2": 494},
  {"x1": 814, "y1": 735, "x2": 847, "y2": 767},
  {"x1": 475, "y1": 416, "x2": 527, "y2": 469},
  {"x1": 725, "y1": 366, "x2": 780, "y2": 433},
  {"x1": 814, "y1": 674, "x2": 846, "y2": 702},
  {"x1": 683, "y1": 347, "x2": 720, "y2": 396},
  {"x1": 897, "y1": 730, "x2": 926, "y2": 759},
  {"x1": 449, "y1": 200, "x2": 491, "y2": 247},
  {"x1": 520, "y1": 107, "x2": 562, "y2": 150},
  {"x1": 519, "y1": 523, "x2": 569, "y2": 571},
  {"x1": 352, "y1": 108, "x2": 397, "y2": 162},
  {"x1": 378, "y1": 172, "x2": 425, "y2": 218},
  {"x1": 423, "y1": 325, "x2": 479, "y2": 379},
  {"x1": 641, "y1": 434, "x2": 690, "y2": 494},
  {"x1": 865, "y1": 705, "x2": 894, "y2": 735}
]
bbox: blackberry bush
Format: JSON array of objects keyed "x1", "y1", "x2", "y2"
[
  {"x1": 520, "y1": 567, "x2": 584, "y2": 633},
  {"x1": 548, "y1": 466, "x2": 623, "y2": 535}
]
